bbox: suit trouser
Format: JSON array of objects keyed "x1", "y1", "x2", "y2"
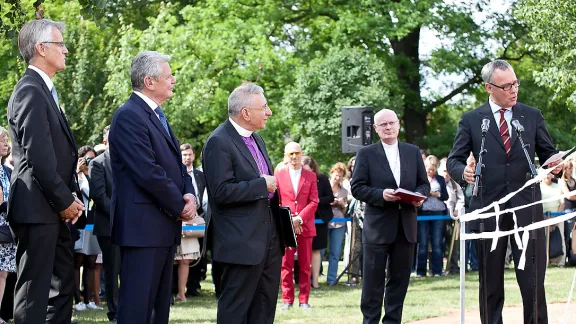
[
  {"x1": 281, "y1": 235, "x2": 313, "y2": 304},
  {"x1": 361, "y1": 224, "x2": 414, "y2": 324},
  {"x1": 12, "y1": 222, "x2": 74, "y2": 324},
  {"x1": 96, "y1": 235, "x2": 121, "y2": 321},
  {"x1": 477, "y1": 228, "x2": 548, "y2": 324},
  {"x1": 117, "y1": 245, "x2": 175, "y2": 324},
  {"x1": 217, "y1": 220, "x2": 282, "y2": 324}
]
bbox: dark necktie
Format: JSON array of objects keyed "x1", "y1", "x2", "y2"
[
  {"x1": 499, "y1": 108, "x2": 511, "y2": 155},
  {"x1": 50, "y1": 86, "x2": 60, "y2": 107},
  {"x1": 155, "y1": 107, "x2": 171, "y2": 137}
]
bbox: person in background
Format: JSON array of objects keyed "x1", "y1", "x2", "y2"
[
  {"x1": 326, "y1": 162, "x2": 348, "y2": 286},
  {"x1": 439, "y1": 158, "x2": 465, "y2": 274},
  {"x1": 0, "y1": 128, "x2": 15, "y2": 324},
  {"x1": 346, "y1": 156, "x2": 363, "y2": 286},
  {"x1": 73, "y1": 145, "x2": 103, "y2": 311},
  {"x1": 276, "y1": 142, "x2": 319, "y2": 310},
  {"x1": 302, "y1": 156, "x2": 332, "y2": 289},
  {"x1": 416, "y1": 155, "x2": 448, "y2": 277},
  {"x1": 560, "y1": 158, "x2": 576, "y2": 264},
  {"x1": 540, "y1": 169, "x2": 565, "y2": 266}
]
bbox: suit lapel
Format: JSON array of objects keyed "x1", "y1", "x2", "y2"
[
  {"x1": 104, "y1": 150, "x2": 112, "y2": 176},
  {"x1": 510, "y1": 104, "x2": 525, "y2": 150},
  {"x1": 27, "y1": 70, "x2": 77, "y2": 149},
  {"x1": 281, "y1": 169, "x2": 296, "y2": 200},
  {"x1": 398, "y1": 142, "x2": 407, "y2": 189},
  {"x1": 295, "y1": 170, "x2": 306, "y2": 198},
  {"x1": 129, "y1": 93, "x2": 179, "y2": 154},
  {"x1": 374, "y1": 143, "x2": 395, "y2": 184},
  {"x1": 224, "y1": 120, "x2": 260, "y2": 176},
  {"x1": 479, "y1": 102, "x2": 505, "y2": 150}
]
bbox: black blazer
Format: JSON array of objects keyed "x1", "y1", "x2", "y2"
[
  {"x1": 351, "y1": 141, "x2": 430, "y2": 244},
  {"x1": 7, "y1": 69, "x2": 79, "y2": 224},
  {"x1": 202, "y1": 119, "x2": 284, "y2": 265},
  {"x1": 419, "y1": 174, "x2": 449, "y2": 214},
  {"x1": 315, "y1": 173, "x2": 334, "y2": 224},
  {"x1": 89, "y1": 150, "x2": 113, "y2": 237},
  {"x1": 447, "y1": 102, "x2": 558, "y2": 231},
  {"x1": 192, "y1": 169, "x2": 206, "y2": 216}
]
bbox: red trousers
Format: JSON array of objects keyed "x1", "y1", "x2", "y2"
[{"x1": 281, "y1": 235, "x2": 313, "y2": 304}]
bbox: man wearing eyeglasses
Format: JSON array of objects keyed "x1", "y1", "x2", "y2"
[
  {"x1": 351, "y1": 109, "x2": 429, "y2": 324},
  {"x1": 448, "y1": 59, "x2": 561, "y2": 324},
  {"x1": 7, "y1": 19, "x2": 84, "y2": 324},
  {"x1": 275, "y1": 142, "x2": 318, "y2": 311}
]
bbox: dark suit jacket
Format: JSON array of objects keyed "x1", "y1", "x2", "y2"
[
  {"x1": 315, "y1": 174, "x2": 334, "y2": 224},
  {"x1": 109, "y1": 93, "x2": 195, "y2": 247},
  {"x1": 351, "y1": 141, "x2": 430, "y2": 244},
  {"x1": 192, "y1": 169, "x2": 206, "y2": 216},
  {"x1": 276, "y1": 168, "x2": 319, "y2": 237},
  {"x1": 89, "y1": 150, "x2": 113, "y2": 236},
  {"x1": 7, "y1": 69, "x2": 79, "y2": 224},
  {"x1": 202, "y1": 119, "x2": 284, "y2": 265},
  {"x1": 447, "y1": 101, "x2": 558, "y2": 231},
  {"x1": 419, "y1": 174, "x2": 449, "y2": 214}
]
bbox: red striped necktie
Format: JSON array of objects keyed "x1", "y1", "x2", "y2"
[{"x1": 499, "y1": 108, "x2": 511, "y2": 155}]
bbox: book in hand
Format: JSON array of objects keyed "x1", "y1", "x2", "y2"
[
  {"x1": 278, "y1": 206, "x2": 298, "y2": 248},
  {"x1": 392, "y1": 188, "x2": 426, "y2": 204}
]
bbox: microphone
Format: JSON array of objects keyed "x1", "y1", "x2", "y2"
[
  {"x1": 511, "y1": 119, "x2": 524, "y2": 135},
  {"x1": 481, "y1": 118, "x2": 490, "y2": 135}
]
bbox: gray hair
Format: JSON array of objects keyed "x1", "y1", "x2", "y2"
[
  {"x1": 481, "y1": 60, "x2": 513, "y2": 83},
  {"x1": 228, "y1": 83, "x2": 264, "y2": 116},
  {"x1": 130, "y1": 51, "x2": 171, "y2": 91},
  {"x1": 18, "y1": 19, "x2": 65, "y2": 64}
]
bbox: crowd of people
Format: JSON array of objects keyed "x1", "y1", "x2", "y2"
[{"x1": 2, "y1": 18, "x2": 576, "y2": 324}]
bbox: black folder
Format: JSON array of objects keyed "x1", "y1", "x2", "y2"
[{"x1": 279, "y1": 206, "x2": 298, "y2": 248}]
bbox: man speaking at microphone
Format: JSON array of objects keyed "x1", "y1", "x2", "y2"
[{"x1": 448, "y1": 59, "x2": 561, "y2": 324}]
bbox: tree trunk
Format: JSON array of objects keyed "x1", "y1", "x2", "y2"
[{"x1": 390, "y1": 27, "x2": 426, "y2": 147}]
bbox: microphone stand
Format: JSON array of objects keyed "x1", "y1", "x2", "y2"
[
  {"x1": 516, "y1": 131, "x2": 539, "y2": 323},
  {"x1": 472, "y1": 131, "x2": 488, "y2": 324}
]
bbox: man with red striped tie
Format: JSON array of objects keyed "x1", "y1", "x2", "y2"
[{"x1": 447, "y1": 59, "x2": 562, "y2": 324}]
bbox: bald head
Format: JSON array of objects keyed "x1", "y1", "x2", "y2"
[
  {"x1": 373, "y1": 109, "x2": 400, "y2": 144},
  {"x1": 284, "y1": 142, "x2": 303, "y2": 170}
]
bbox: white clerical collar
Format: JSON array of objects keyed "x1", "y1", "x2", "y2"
[
  {"x1": 489, "y1": 97, "x2": 511, "y2": 114},
  {"x1": 229, "y1": 118, "x2": 253, "y2": 137},
  {"x1": 28, "y1": 65, "x2": 53, "y2": 91},
  {"x1": 381, "y1": 140, "x2": 398, "y2": 151},
  {"x1": 289, "y1": 167, "x2": 302, "y2": 177}
]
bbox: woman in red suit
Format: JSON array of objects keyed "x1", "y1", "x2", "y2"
[{"x1": 276, "y1": 142, "x2": 319, "y2": 310}]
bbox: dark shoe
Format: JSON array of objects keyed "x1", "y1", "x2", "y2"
[
  {"x1": 71, "y1": 322, "x2": 80, "y2": 324},
  {"x1": 187, "y1": 289, "x2": 201, "y2": 297},
  {"x1": 299, "y1": 303, "x2": 312, "y2": 310},
  {"x1": 279, "y1": 303, "x2": 293, "y2": 311},
  {"x1": 311, "y1": 285, "x2": 320, "y2": 289}
]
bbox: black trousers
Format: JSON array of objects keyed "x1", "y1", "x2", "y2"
[
  {"x1": 96, "y1": 235, "x2": 121, "y2": 321},
  {"x1": 12, "y1": 222, "x2": 75, "y2": 324},
  {"x1": 0, "y1": 272, "x2": 16, "y2": 321},
  {"x1": 361, "y1": 223, "x2": 414, "y2": 324},
  {"x1": 217, "y1": 222, "x2": 281, "y2": 324},
  {"x1": 476, "y1": 227, "x2": 548, "y2": 324}
]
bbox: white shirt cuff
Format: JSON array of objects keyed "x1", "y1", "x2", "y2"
[{"x1": 294, "y1": 216, "x2": 303, "y2": 224}]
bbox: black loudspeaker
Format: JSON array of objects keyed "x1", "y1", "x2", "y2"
[{"x1": 341, "y1": 106, "x2": 374, "y2": 153}]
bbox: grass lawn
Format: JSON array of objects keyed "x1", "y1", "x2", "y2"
[{"x1": 73, "y1": 265, "x2": 576, "y2": 323}]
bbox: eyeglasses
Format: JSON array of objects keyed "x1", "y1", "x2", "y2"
[
  {"x1": 487, "y1": 80, "x2": 520, "y2": 91},
  {"x1": 375, "y1": 120, "x2": 398, "y2": 128},
  {"x1": 245, "y1": 104, "x2": 271, "y2": 112},
  {"x1": 287, "y1": 152, "x2": 301, "y2": 157},
  {"x1": 41, "y1": 41, "x2": 67, "y2": 49}
]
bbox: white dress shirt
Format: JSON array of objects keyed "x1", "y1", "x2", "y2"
[
  {"x1": 187, "y1": 167, "x2": 199, "y2": 199},
  {"x1": 489, "y1": 97, "x2": 513, "y2": 131},
  {"x1": 229, "y1": 118, "x2": 253, "y2": 137},
  {"x1": 134, "y1": 91, "x2": 161, "y2": 120},
  {"x1": 28, "y1": 65, "x2": 54, "y2": 92},
  {"x1": 289, "y1": 167, "x2": 302, "y2": 196},
  {"x1": 382, "y1": 141, "x2": 400, "y2": 186}
]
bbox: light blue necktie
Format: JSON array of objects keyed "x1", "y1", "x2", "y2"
[
  {"x1": 155, "y1": 107, "x2": 171, "y2": 137},
  {"x1": 50, "y1": 86, "x2": 59, "y2": 107}
]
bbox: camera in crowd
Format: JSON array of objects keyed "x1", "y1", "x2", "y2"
[{"x1": 83, "y1": 156, "x2": 93, "y2": 165}]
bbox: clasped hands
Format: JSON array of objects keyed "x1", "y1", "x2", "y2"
[
  {"x1": 178, "y1": 194, "x2": 197, "y2": 222},
  {"x1": 292, "y1": 215, "x2": 303, "y2": 235},
  {"x1": 60, "y1": 193, "x2": 85, "y2": 224}
]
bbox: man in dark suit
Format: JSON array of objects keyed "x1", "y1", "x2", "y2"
[
  {"x1": 88, "y1": 125, "x2": 120, "y2": 322},
  {"x1": 177, "y1": 143, "x2": 206, "y2": 297},
  {"x1": 202, "y1": 83, "x2": 284, "y2": 324},
  {"x1": 7, "y1": 19, "x2": 85, "y2": 324},
  {"x1": 351, "y1": 109, "x2": 430, "y2": 324},
  {"x1": 447, "y1": 59, "x2": 561, "y2": 324},
  {"x1": 109, "y1": 51, "x2": 197, "y2": 324}
]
